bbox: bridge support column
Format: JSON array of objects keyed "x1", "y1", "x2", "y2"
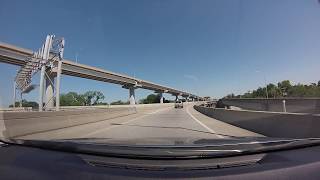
[
  {"x1": 129, "y1": 87, "x2": 136, "y2": 105},
  {"x1": 13, "y1": 81, "x2": 16, "y2": 108},
  {"x1": 55, "y1": 61, "x2": 62, "y2": 111},
  {"x1": 160, "y1": 92, "x2": 164, "y2": 104},
  {"x1": 19, "y1": 93, "x2": 22, "y2": 107},
  {"x1": 38, "y1": 35, "x2": 51, "y2": 111},
  {"x1": 45, "y1": 71, "x2": 55, "y2": 109},
  {"x1": 39, "y1": 66, "x2": 45, "y2": 111}
]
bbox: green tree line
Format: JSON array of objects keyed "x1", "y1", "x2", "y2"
[
  {"x1": 9, "y1": 100, "x2": 39, "y2": 109},
  {"x1": 60, "y1": 92, "x2": 170, "y2": 106},
  {"x1": 226, "y1": 80, "x2": 320, "y2": 98},
  {"x1": 139, "y1": 94, "x2": 172, "y2": 104},
  {"x1": 60, "y1": 91, "x2": 106, "y2": 106},
  {"x1": 9, "y1": 91, "x2": 174, "y2": 108}
]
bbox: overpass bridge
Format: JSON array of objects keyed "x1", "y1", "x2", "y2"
[{"x1": 0, "y1": 35, "x2": 203, "y2": 111}]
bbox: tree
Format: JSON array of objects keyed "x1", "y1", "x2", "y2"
[
  {"x1": 82, "y1": 91, "x2": 105, "y2": 106},
  {"x1": 110, "y1": 100, "x2": 129, "y2": 105},
  {"x1": 60, "y1": 92, "x2": 84, "y2": 106},
  {"x1": 225, "y1": 80, "x2": 320, "y2": 98},
  {"x1": 139, "y1": 94, "x2": 161, "y2": 104},
  {"x1": 9, "y1": 100, "x2": 39, "y2": 109},
  {"x1": 255, "y1": 87, "x2": 265, "y2": 98},
  {"x1": 267, "y1": 83, "x2": 281, "y2": 98},
  {"x1": 225, "y1": 93, "x2": 235, "y2": 99},
  {"x1": 277, "y1": 80, "x2": 292, "y2": 95},
  {"x1": 288, "y1": 84, "x2": 306, "y2": 97},
  {"x1": 93, "y1": 91, "x2": 105, "y2": 105},
  {"x1": 60, "y1": 91, "x2": 105, "y2": 106},
  {"x1": 242, "y1": 91, "x2": 254, "y2": 98}
]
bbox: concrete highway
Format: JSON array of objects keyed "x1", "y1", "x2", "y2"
[{"x1": 18, "y1": 104, "x2": 262, "y2": 145}]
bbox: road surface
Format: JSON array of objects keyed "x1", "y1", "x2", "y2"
[{"x1": 19, "y1": 104, "x2": 262, "y2": 145}]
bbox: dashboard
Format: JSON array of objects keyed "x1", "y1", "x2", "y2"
[{"x1": 1, "y1": 143, "x2": 320, "y2": 179}]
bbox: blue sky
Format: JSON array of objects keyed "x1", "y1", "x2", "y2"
[{"x1": 1, "y1": 0, "x2": 320, "y2": 107}]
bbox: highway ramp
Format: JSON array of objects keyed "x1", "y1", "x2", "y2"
[{"x1": 18, "y1": 104, "x2": 262, "y2": 145}]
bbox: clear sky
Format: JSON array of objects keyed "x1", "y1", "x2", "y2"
[{"x1": 1, "y1": 0, "x2": 320, "y2": 107}]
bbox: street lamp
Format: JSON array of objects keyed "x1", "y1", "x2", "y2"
[
  {"x1": 264, "y1": 76, "x2": 269, "y2": 99},
  {"x1": 255, "y1": 70, "x2": 269, "y2": 99}
]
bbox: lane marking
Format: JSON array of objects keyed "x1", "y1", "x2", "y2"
[
  {"x1": 186, "y1": 105, "x2": 224, "y2": 138},
  {"x1": 81, "y1": 106, "x2": 173, "y2": 138}
]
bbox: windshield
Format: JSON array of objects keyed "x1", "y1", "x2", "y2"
[{"x1": 1, "y1": 0, "x2": 320, "y2": 156}]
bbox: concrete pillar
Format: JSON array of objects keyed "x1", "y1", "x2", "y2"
[
  {"x1": 38, "y1": 35, "x2": 51, "y2": 112},
  {"x1": 160, "y1": 92, "x2": 164, "y2": 104},
  {"x1": 129, "y1": 87, "x2": 135, "y2": 105},
  {"x1": 39, "y1": 66, "x2": 45, "y2": 111},
  {"x1": 20, "y1": 93, "x2": 22, "y2": 107},
  {"x1": 45, "y1": 71, "x2": 55, "y2": 109},
  {"x1": 13, "y1": 81, "x2": 16, "y2": 108},
  {"x1": 55, "y1": 61, "x2": 62, "y2": 111}
]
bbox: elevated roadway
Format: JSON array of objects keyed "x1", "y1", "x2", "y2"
[{"x1": 0, "y1": 41, "x2": 201, "y2": 101}]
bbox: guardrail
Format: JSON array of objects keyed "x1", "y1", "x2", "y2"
[
  {"x1": 57, "y1": 103, "x2": 176, "y2": 111},
  {"x1": 0, "y1": 107, "x2": 33, "y2": 112},
  {"x1": 194, "y1": 105, "x2": 320, "y2": 138}
]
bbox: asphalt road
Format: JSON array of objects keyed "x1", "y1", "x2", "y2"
[{"x1": 19, "y1": 104, "x2": 262, "y2": 145}]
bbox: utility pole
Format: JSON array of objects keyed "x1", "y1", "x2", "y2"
[
  {"x1": 13, "y1": 81, "x2": 16, "y2": 108},
  {"x1": 264, "y1": 76, "x2": 269, "y2": 99},
  {"x1": 256, "y1": 70, "x2": 269, "y2": 99},
  {"x1": 75, "y1": 52, "x2": 78, "y2": 63},
  {"x1": 20, "y1": 93, "x2": 22, "y2": 107}
]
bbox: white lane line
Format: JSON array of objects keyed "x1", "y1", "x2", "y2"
[
  {"x1": 186, "y1": 105, "x2": 224, "y2": 138},
  {"x1": 81, "y1": 107, "x2": 173, "y2": 138}
]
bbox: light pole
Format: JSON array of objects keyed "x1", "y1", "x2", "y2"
[
  {"x1": 264, "y1": 76, "x2": 269, "y2": 99},
  {"x1": 13, "y1": 80, "x2": 16, "y2": 108},
  {"x1": 75, "y1": 52, "x2": 78, "y2": 63},
  {"x1": 256, "y1": 70, "x2": 269, "y2": 99}
]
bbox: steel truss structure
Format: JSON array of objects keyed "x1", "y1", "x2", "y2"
[{"x1": 14, "y1": 35, "x2": 65, "y2": 111}]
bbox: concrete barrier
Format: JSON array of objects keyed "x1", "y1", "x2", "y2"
[
  {"x1": 0, "y1": 107, "x2": 136, "y2": 138},
  {"x1": 221, "y1": 98, "x2": 320, "y2": 114},
  {"x1": 0, "y1": 107, "x2": 33, "y2": 112},
  {"x1": 58, "y1": 103, "x2": 176, "y2": 111},
  {"x1": 194, "y1": 105, "x2": 320, "y2": 138}
]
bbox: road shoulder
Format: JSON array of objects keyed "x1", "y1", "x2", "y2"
[{"x1": 187, "y1": 105, "x2": 264, "y2": 137}]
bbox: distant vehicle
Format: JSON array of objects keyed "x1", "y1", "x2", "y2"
[{"x1": 174, "y1": 101, "x2": 183, "y2": 108}]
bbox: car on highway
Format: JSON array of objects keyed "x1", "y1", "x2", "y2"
[{"x1": 174, "y1": 100, "x2": 184, "y2": 108}]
